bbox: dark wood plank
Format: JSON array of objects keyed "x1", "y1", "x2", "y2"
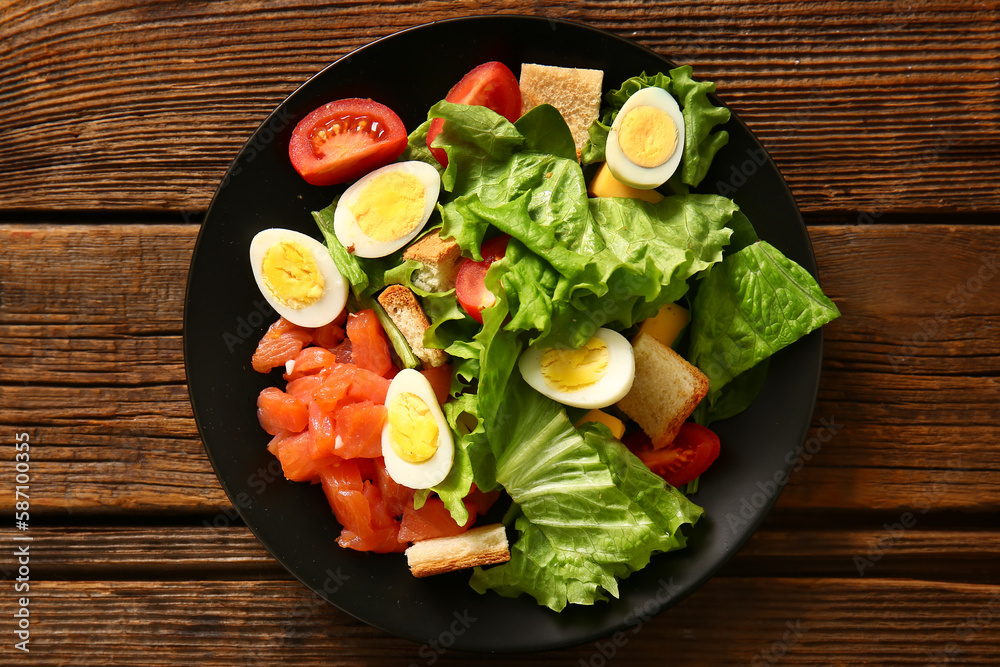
[
  {"x1": 777, "y1": 225, "x2": 1000, "y2": 511},
  {"x1": 0, "y1": 0, "x2": 997, "y2": 214},
  {"x1": 2, "y1": 223, "x2": 1000, "y2": 514},
  {"x1": 6, "y1": 524, "x2": 999, "y2": 581},
  {"x1": 6, "y1": 577, "x2": 999, "y2": 665}
]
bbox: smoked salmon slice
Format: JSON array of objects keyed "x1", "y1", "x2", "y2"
[
  {"x1": 346, "y1": 309, "x2": 393, "y2": 377},
  {"x1": 256, "y1": 386, "x2": 308, "y2": 435},
  {"x1": 252, "y1": 317, "x2": 313, "y2": 373}
]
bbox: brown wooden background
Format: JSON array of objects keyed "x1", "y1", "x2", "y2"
[{"x1": 2, "y1": 0, "x2": 999, "y2": 664}]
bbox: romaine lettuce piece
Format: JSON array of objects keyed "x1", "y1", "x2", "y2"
[
  {"x1": 469, "y1": 373, "x2": 702, "y2": 611},
  {"x1": 582, "y1": 66, "x2": 731, "y2": 188},
  {"x1": 689, "y1": 240, "x2": 840, "y2": 422}
]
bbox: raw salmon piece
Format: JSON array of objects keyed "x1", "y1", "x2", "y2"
[
  {"x1": 257, "y1": 387, "x2": 308, "y2": 435},
  {"x1": 313, "y1": 364, "x2": 357, "y2": 412},
  {"x1": 313, "y1": 319, "x2": 346, "y2": 349},
  {"x1": 398, "y1": 497, "x2": 476, "y2": 543},
  {"x1": 284, "y1": 346, "x2": 337, "y2": 381},
  {"x1": 252, "y1": 318, "x2": 313, "y2": 373},
  {"x1": 322, "y1": 458, "x2": 364, "y2": 492},
  {"x1": 285, "y1": 373, "x2": 324, "y2": 403},
  {"x1": 320, "y1": 461, "x2": 372, "y2": 535},
  {"x1": 270, "y1": 317, "x2": 314, "y2": 337},
  {"x1": 420, "y1": 364, "x2": 452, "y2": 405},
  {"x1": 355, "y1": 457, "x2": 378, "y2": 482},
  {"x1": 266, "y1": 431, "x2": 291, "y2": 456},
  {"x1": 465, "y1": 484, "x2": 502, "y2": 515},
  {"x1": 318, "y1": 460, "x2": 405, "y2": 553},
  {"x1": 331, "y1": 338, "x2": 353, "y2": 364},
  {"x1": 348, "y1": 367, "x2": 390, "y2": 405},
  {"x1": 308, "y1": 401, "x2": 338, "y2": 460},
  {"x1": 374, "y1": 457, "x2": 415, "y2": 518},
  {"x1": 346, "y1": 309, "x2": 393, "y2": 377},
  {"x1": 276, "y1": 431, "x2": 320, "y2": 483},
  {"x1": 344, "y1": 482, "x2": 404, "y2": 553},
  {"x1": 334, "y1": 401, "x2": 387, "y2": 459},
  {"x1": 338, "y1": 524, "x2": 403, "y2": 553}
]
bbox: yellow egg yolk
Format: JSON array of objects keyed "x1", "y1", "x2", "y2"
[
  {"x1": 540, "y1": 337, "x2": 610, "y2": 393},
  {"x1": 349, "y1": 171, "x2": 426, "y2": 243},
  {"x1": 387, "y1": 392, "x2": 439, "y2": 463},
  {"x1": 260, "y1": 240, "x2": 325, "y2": 309},
  {"x1": 617, "y1": 105, "x2": 678, "y2": 168}
]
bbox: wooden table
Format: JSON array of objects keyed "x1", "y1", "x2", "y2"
[{"x1": 2, "y1": 1, "x2": 999, "y2": 664}]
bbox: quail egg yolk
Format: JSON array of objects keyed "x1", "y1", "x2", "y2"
[
  {"x1": 617, "y1": 105, "x2": 678, "y2": 169},
  {"x1": 387, "y1": 392, "x2": 440, "y2": 463},
  {"x1": 348, "y1": 171, "x2": 426, "y2": 243},
  {"x1": 260, "y1": 240, "x2": 325, "y2": 309},
  {"x1": 540, "y1": 337, "x2": 610, "y2": 393}
]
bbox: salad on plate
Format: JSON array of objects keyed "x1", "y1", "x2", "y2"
[{"x1": 246, "y1": 60, "x2": 840, "y2": 612}]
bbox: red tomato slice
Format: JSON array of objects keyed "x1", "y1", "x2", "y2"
[
  {"x1": 624, "y1": 422, "x2": 721, "y2": 488},
  {"x1": 426, "y1": 62, "x2": 521, "y2": 167},
  {"x1": 455, "y1": 235, "x2": 509, "y2": 323},
  {"x1": 288, "y1": 98, "x2": 408, "y2": 186}
]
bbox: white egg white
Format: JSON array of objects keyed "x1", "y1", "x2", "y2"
[
  {"x1": 333, "y1": 160, "x2": 441, "y2": 258},
  {"x1": 518, "y1": 328, "x2": 635, "y2": 409},
  {"x1": 606, "y1": 86, "x2": 686, "y2": 190},
  {"x1": 381, "y1": 368, "x2": 454, "y2": 489},
  {"x1": 249, "y1": 228, "x2": 348, "y2": 328}
]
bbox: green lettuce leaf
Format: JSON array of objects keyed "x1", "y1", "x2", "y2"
[
  {"x1": 428, "y1": 100, "x2": 525, "y2": 195},
  {"x1": 313, "y1": 203, "x2": 422, "y2": 369},
  {"x1": 515, "y1": 103, "x2": 578, "y2": 160},
  {"x1": 670, "y1": 66, "x2": 732, "y2": 187},
  {"x1": 401, "y1": 118, "x2": 439, "y2": 168},
  {"x1": 487, "y1": 193, "x2": 736, "y2": 349},
  {"x1": 689, "y1": 240, "x2": 841, "y2": 419},
  {"x1": 469, "y1": 373, "x2": 702, "y2": 611},
  {"x1": 581, "y1": 66, "x2": 731, "y2": 187},
  {"x1": 429, "y1": 99, "x2": 737, "y2": 355}
]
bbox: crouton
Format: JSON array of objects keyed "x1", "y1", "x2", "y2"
[
  {"x1": 377, "y1": 284, "x2": 448, "y2": 368},
  {"x1": 519, "y1": 63, "x2": 604, "y2": 157},
  {"x1": 402, "y1": 230, "x2": 463, "y2": 293},
  {"x1": 405, "y1": 524, "x2": 510, "y2": 578},
  {"x1": 617, "y1": 332, "x2": 709, "y2": 448}
]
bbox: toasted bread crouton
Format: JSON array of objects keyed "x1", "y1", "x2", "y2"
[
  {"x1": 617, "y1": 332, "x2": 709, "y2": 449},
  {"x1": 377, "y1": 284, "x2": 448, "y2": 368},
  {"x1": 519, "y1": 63, "x2": 604, "y2": 157},
  {"x1": 405, "y1": 524, "x2": 510, "y2": 578},
  {"x1": 402, "y1": 230, "x2": 463, "y2": 293}
]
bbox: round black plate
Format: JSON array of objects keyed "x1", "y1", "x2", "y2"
[{"x1": 184, "y1": 15, "x2": 822, "y2": 654}]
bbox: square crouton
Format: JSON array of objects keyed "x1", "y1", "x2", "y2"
[{"x1": 617, "y1": 332, "x2": 709, "y2": 448}]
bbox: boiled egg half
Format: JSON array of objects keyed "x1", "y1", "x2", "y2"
[
  {"x1": 381, "y1": 369, "x2": 454, "y2": 489},
  {"x1": 606, "y1": 86, "x2": 685, "y2": 190},
  {"x1": 333, "y1": 160, "x2": 440, "y2": 258},
  {"x1": 518, "y1": 328, "x2": 635, "y2": 409},
  {"x1": 249, "y1": 228, "x2": 348, "y2": 328}
]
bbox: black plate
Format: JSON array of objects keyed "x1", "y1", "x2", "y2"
[{"x1": 184, "y1": 15, "x2": 823, "y2": 653}]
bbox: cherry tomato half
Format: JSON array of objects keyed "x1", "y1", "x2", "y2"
[
  {"x1": 427, "y1": 61, "x2": 522, "y2": 167},
  {"x1": 288, "y1": 98, "x2": 408, "y2": 186},
  {"x1": 455, "y1": 235, "x2": 510, "y2": 324},
  {"x1": 624, "y1": 422, "x2": 721, "y2": 488}
]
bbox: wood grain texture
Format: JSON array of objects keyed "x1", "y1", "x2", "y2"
[
  {"x1": 2, "y1": 577, "x2": 998, "y2": 665},
  {"x1": 2, "y1": 223, "x2": 999, "y2": 515},
  {"x1": 5, "y1": 524, "x2": 998, "y2": 581},
  {"x1": 1, "y1": 1, "x2": 997, "y2": 663},
  {"x1": 0, "y1": 0, "x2": 997, "y2": 214}
]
